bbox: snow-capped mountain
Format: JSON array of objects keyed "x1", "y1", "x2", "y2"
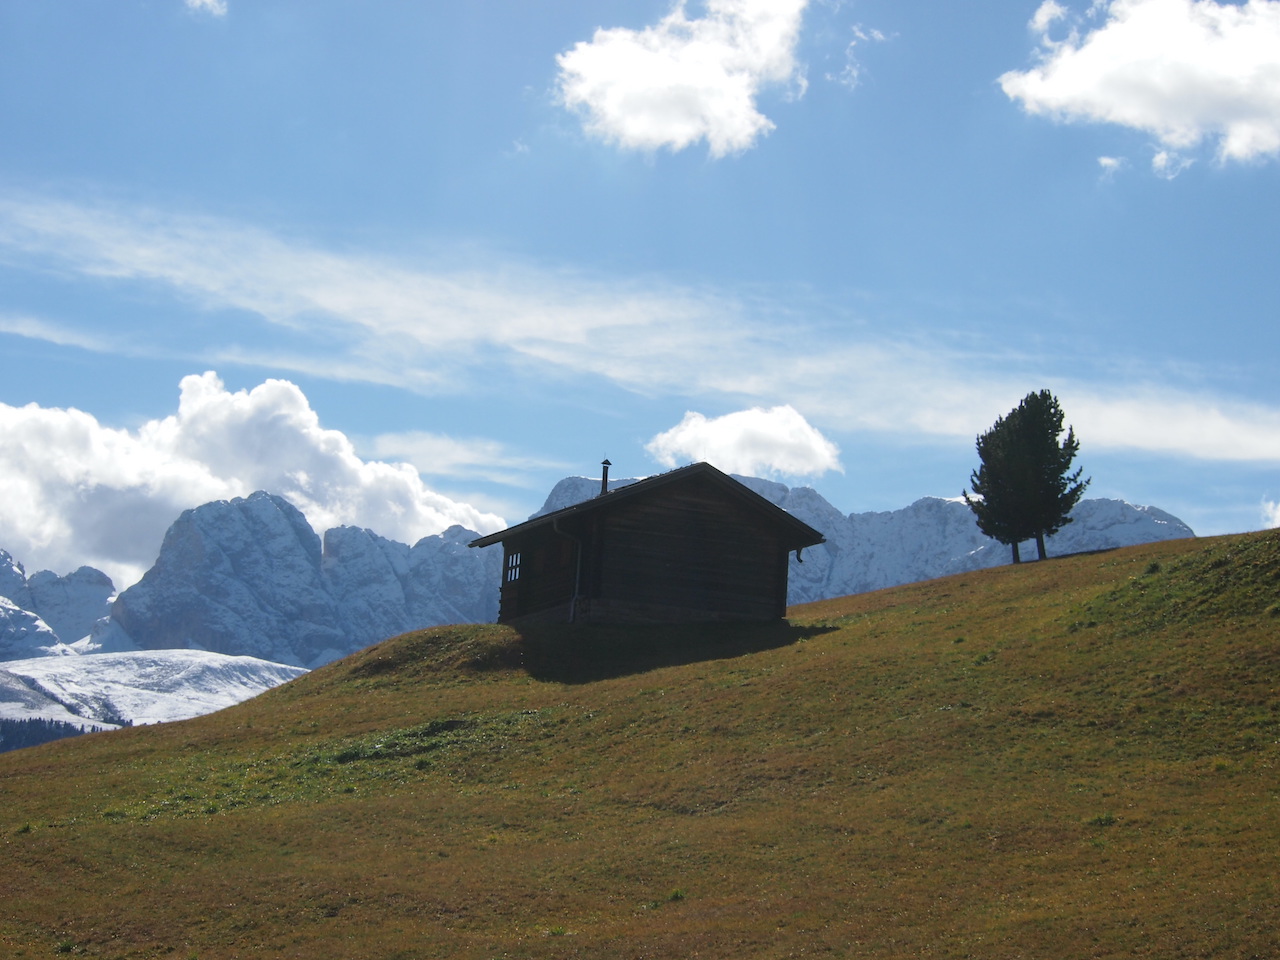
[
  {"x1": 0, "y1": 549, "x2": 31, "y2": 611},
  {"x1": 1, "y1": 667, "x2": 111, "y2": 731},
  {"x1": 0, "y1": 549, "x2": 114, "y2": 652},
  {"x1": 102, "y1": 491, "x2": 500, "y2": 668},
  {"x1": 0, "y1": 649, "x2": 307, "y2": 728},
  {"x1": 532, "y1": 475, "x2": 640, "y2": 515},
  {"x1": 0, "y1": 595, "x2": 70, "y2": 660},
  {"x1": 2, "y1": 546, "x2": 310, "y2": 745},
  {"x1": 25, "y1": 565, "x2": 115, "y2": 647}
]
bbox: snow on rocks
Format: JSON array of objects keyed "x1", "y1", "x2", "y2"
[
  {"x1": 25, "y1": 566, "x2": 116, "y2": 645},
  {"x1": 108, "y1": 492, "x2": 499, "y2": 669},
  {"x1": 0, "y1": 549, "x2": 115, "y2": 649},
  {"x1": 0, "y1": 596, "x2": 74, "y2": 660},
  {"x1": 0, "y1": 649, "x2": 306, "y2": 726}
]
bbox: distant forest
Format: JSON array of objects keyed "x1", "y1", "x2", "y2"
[{"x1": 0, "y1": 717, "x2": 121, "y2": 754}]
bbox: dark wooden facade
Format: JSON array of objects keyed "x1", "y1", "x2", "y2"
[{"x1": 469, "y1": 463, "x2": 825, "y2": 624}]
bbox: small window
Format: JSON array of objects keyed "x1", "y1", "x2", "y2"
[{"x1": 505, "y1": 551, "x2": 521, "y2": 583}]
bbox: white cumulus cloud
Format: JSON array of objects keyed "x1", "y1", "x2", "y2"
[
  {"x1": 556, "y1": 0, "x2": 809, "y2": 157},
  {"x1": 1001, "y1": 0, "x2": 1280, "y2": 163},
  {"x1": 0, "y1": 372, "x2": 503, "y2": 590},
  {"x1": 1263, "y1": 498, "x2": 1280, "y2": 528},
  {"x1": 646, "y1": 405, "x2": 842, "y2": 478}
]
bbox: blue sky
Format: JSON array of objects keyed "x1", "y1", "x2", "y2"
[{"x1": 2, "y1": 0, "x2": 1279, "y2": 587}]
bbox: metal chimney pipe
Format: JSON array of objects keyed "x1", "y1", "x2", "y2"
[{"x1": 599, "y1": 459, "x2": 611, "y2": 497}]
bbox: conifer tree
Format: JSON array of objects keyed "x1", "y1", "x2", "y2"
[{"x1": 964, "y1": 390, "x2": 1090, "y2": 563}]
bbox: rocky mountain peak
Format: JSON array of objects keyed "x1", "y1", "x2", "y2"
[
  {"x1": 26, "y1": 567, "x2": 115, "y2": 645},
  {"x1": 105, "y1": 491, "x2": 499, "y2": 668},
  {"x1": 0, "y1": 549, "x2": 115, "y2": 653},
  {"x1": 0, "y1": 550, "x2": 34, "y2": 613}
]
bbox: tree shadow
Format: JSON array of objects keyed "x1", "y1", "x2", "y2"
[{"x1": 507, "y1": 620, "x2": 836, "y2": 684}]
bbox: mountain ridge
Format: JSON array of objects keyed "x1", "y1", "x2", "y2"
[
  {"x1": 102, "y1": 492, "x2": 501, "y2": 668},
  {"x1": 4, "y1": 479, "x2": 1195, "y2": 672},
  {"x1": 0, "y1": 550, "x2": 114, "y2": 659}
]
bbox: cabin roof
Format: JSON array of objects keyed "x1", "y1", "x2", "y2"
[{"x1": 468, "y1": 461, "x2": 825, "y2": 551}]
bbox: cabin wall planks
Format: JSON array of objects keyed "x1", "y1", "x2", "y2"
[{"x1": 471, "y1": 463, "x2": 824, "y2": 625}]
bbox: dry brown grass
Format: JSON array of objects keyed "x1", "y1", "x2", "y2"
[{"x1": 2, "y1": 531, "x2": 1278, "y2": 958}]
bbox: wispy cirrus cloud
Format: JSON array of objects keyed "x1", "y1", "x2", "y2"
[
  {"x1": 2, "y1": 191, "x2": 1280, "y2": 470},
  {"x1": 1002, "y1": 0, "x2": 1280, "y2": 165},
  {"x1": 1063, "y1": 387, "x2": 1280, "y2": 461},
  {"x1": 367, "y1": 431, "x2": 571, "y2": 487},
  {"x1": 0, "y1": 192, "x2": 736, "y2": 395},
  {"x1": 826, "y1": 23, "x2": 889, "y2": 91},
  {"x1": 0, "y1": 313, "x2": 116, "y2": 352},
  {"x1": 556, "y1": 0, "x2": 809, "y2": 157}
]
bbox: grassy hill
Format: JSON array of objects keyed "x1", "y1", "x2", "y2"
[{"x1": 2, "y1": 530, "x2": 1278, "y2": 959}]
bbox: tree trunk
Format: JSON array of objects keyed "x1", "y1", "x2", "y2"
[
  {"x1": 1035, "y1": 532, "x2": 1047, "y2": 561},
  {"x1": 1010, "y1": 541, "x2": 1021, "y2": 564}
]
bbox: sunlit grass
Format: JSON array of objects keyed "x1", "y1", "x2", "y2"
[{"x1": 1, "y1": 531, "x2": 1278, "y2": 958}]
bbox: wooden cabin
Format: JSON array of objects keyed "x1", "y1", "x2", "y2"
[{"x1": 468, "y1": 462, "x2": 825, "y2": 624}]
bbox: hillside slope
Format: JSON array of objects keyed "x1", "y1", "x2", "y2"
[{"x1": 1, "y1": 531, "x2": 1277, "y2": 959}]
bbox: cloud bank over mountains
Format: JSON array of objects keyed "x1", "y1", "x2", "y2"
[
  {"x1": 0, "y1": 368, "x2": 850, "y2": 589},
  {"x1": 8, "y1": 367, "x2": 1271, "y2": 599},
  {"x1": 0, "y1": 373, "x2": 503, "y2": 590},
  {"x1": 1003, "y1": 0, "x2": 1280, "y2": 170}
]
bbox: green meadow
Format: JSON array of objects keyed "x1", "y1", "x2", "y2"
[{"x1": 2, "y1": 530, "x2": 1277, "y2": 959}]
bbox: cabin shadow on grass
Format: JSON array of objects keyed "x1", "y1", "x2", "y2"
[{"x1": 507, "y1": 620, "x2": 834, "y2": 684}]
